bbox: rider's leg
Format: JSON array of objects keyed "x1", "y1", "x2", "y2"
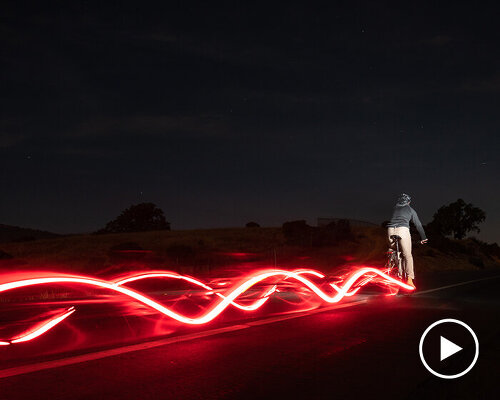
[{"x1": 398, "y1": 227, "x2": 415, "y2": 281}]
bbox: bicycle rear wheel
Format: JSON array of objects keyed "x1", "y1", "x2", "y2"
[{"x1": 385, "y1": 251, "x2": 400, "y2": 278}]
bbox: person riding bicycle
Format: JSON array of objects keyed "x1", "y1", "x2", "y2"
[{"x1": 387, "y1": 193, "x2": 428, "y2": 289}]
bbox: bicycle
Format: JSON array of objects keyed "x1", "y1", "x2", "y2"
[{"x1": 385, "y1": 234, "x2": 407, "y2": 282}]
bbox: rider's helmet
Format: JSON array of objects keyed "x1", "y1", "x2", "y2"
[{"x1": 397, "y1": 193, "x2": 411, "y2": 205}]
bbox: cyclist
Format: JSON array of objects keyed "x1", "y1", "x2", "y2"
[{"x1": 387, "y1": 193, "x2": 428, "y2": 289}]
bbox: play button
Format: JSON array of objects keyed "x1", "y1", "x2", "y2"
[
  {"x1": 419, "y1": 319, "x2": 479, "y2": 379},
  {"x1": 440, "y1": 336, "x2": 462, "y2": 361}
]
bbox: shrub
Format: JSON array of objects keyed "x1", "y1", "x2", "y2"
[
  {"x1": 245, "y1": 222, "x2": 260, "y2": 228},
  {"x1": 97, "y1": 203, "x2": 170, "y2": 233}
]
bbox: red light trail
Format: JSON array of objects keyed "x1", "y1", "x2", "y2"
[{"x1": 0, "y1": 267, "x2": 412, "y2": 346}]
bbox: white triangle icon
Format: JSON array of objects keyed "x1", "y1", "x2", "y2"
[{"x1": 440, "y1": 336, "x2": 462, "y2": 361}]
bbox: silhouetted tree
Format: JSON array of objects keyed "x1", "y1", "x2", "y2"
[
  {"x1": 245, "y1": 221, "x2": 260, "y2": 228},
  {"x1": 98, "y1": 203, "x2": 170, "y2": 233},
  {"x1": 427, "y1": 199, "x2": 485, "y2": 240}
]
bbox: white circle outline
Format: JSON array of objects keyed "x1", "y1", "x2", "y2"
[{"x1": 419, "y1": 318, "x2": 479, "y2": 379}]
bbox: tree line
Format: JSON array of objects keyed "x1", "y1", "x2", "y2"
[{"x1": 96, "y1": 198, "x2": 487, "y2": 243}]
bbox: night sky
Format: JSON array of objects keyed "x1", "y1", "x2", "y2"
[{"x1": 1, "y1": 1, "x2": 499, "y2": 242}]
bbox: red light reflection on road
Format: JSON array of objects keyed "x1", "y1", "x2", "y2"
[{"x1": 0, "y1": 267, "x2": 412, "y2": 345}]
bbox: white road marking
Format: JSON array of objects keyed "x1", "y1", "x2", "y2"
[{"x1": 415, "y1": 275, "x2": 500, "y2": 295}]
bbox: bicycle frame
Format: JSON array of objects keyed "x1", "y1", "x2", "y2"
[{"x1": 386, "y1": 236, "x2": 406, "y2": 280}]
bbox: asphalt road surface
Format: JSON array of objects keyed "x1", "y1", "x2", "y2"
[{"x1": 1, "y1": 269, "x2": 499, "y2": 400}]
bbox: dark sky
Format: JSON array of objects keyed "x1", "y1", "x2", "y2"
[{"x1": 1, "y1": 1, "x2": 499, "y2": 242}]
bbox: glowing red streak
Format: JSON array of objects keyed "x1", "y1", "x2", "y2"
[
  {"x1": 115, "y1": 272, "x2": 270, "y2": 311},
  {"x1": 115, "y1": 272, "x2": 214, "y2": 290},
  {"x1": 10, "y1": 307, "x2": 75, "y2": 343},
  {"x1": 2, "y1": 307, "x2": 75, "y2": 345},
  {"x1": 0, "y1": 267, "x2": 413, "y2": 344},
  {"x1": 114, "y1": 270, "x2": 325, "y2": 311}
]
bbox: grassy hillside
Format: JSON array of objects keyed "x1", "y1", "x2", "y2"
[
  {"x1": 0, "y1": 226, "x2": 498, "y2": 276},
  {"x1": 0, "y1": 224, "x2": 60, "y2": 243}
]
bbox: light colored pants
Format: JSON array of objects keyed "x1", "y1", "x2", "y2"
[{"x1": 387, "y1": 226, "x2": 414, "y2": 279}]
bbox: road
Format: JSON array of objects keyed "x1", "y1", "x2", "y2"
[{"x1": 1, "y1": 269, "x2": 499, "y2": 399}]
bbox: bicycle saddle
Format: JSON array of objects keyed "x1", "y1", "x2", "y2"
[{"x1": 390, "y1": 235, "x2": 402, "y2": 241}]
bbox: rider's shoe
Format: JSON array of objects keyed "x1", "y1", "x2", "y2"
[{"x1": 406, "y1": 277, "x2": 416, "y2": 290}]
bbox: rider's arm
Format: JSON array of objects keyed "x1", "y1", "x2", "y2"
[{"x1": 410, "y1": 208, "x2": 427, "y2": 240}]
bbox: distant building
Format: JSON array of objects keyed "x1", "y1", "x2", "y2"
[{"x1": 317, "y1": 218, "x2": 378, "y2": 228}]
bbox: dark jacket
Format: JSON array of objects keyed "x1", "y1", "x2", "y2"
[{"x1": 388, "y1": 204, "x2": 426, "y2": 240}]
